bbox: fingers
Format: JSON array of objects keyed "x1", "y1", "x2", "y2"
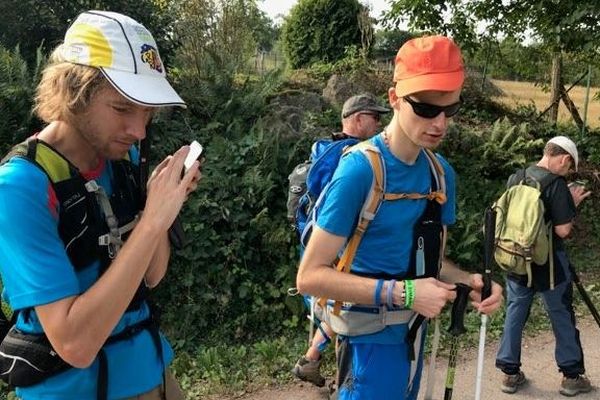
[{"x1": 471, "y1": 281, "x2": 504, "y2": 314}]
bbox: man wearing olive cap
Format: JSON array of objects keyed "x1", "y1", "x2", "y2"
[
  {"x1": 496, "y1": 136, "x2": 593, "y2": 396},
  {"x1": 0, "y1": 10, "x2": 199, "y2": 399},
  {"x1": 296, "y1": 35, "x2": 503, "y2": 399}
]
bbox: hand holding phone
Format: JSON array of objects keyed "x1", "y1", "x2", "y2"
[{"x1": 184, "y1": 140, "x2": 203, "y2": 173}]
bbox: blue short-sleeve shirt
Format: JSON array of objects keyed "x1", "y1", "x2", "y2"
[
  {"x1": 316, "y1": 133, "x2": 456, "y2": 343},
  {"x1": 0, "y1": 148, "x2": 173, "y2": 400}
]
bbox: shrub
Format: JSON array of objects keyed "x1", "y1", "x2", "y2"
[{"x1": 281, "y1": 0, "x2": 367, "y2": 69}]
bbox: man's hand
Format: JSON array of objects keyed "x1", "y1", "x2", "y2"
[
  {"x1": 569, "y1": 184, "x2": 591, "y2": 208},
  {"x1": 143, "y1": 146, "x2": 200, "y2": 231},
  {"x1": 411, "y1": 278, "x2": 456, "y2": 318},
  {"x1": 468, "y1": 273, "x2": 503, "y2": 314}
]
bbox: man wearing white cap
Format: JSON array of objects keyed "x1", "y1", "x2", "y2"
[
  {"x1": 0, "y1": 10, "x2": 196, "y2": 400},
  {"x1": 496, "y1": 136, "x2": 592, "y2": 396}
]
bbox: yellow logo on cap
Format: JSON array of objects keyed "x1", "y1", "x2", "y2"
[{"x1": 65, "y1": 23, "x2": 113, "y2": 67}]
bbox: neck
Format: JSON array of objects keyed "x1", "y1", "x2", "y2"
[
  {"x1": 37, "y1": 121, "x2": 100, "y2": 171},
  {"x1": 384, "y1": 122, "x2": 421, "y2": 164}
]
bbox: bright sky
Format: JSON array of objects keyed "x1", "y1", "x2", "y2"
[{"x1": 258, "y1": 0, "x2": 392, "y2": 24}]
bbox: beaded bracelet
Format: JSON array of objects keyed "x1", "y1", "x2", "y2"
[
  {"x1": 374, "y1": 279, "x2": 385, "y2": 306},
  {"x1": 404, "y1": 279, "x2": 415, "y2": 309}
]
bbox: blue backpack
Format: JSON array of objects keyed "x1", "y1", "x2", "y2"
[{"x1": 286, "y1": 136, "x2": 360, "y2": 246}]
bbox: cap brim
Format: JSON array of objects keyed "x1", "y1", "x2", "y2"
[
  {"x1": 101, "y1": 68, "x2": 186, "y2": 108},
  {"x1": 366, "y1": 105, "x2": 391, "y2": 114},
  {"x1": 395, "y1": 71, "x2": 464, "y2": 97}
]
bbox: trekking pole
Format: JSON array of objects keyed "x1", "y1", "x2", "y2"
[
  {"x1": 444, "y1": 283, "x2": 472, "y2": 400},
  {"x1": 570, "y1": 263, "x2": 600, "y2": 329},
  {"x1": 475, "y1": 207, "x2": 496, "y2": 400},
  {"x1": 423, "y1": 318, "x2": 441, "y2": 400}
]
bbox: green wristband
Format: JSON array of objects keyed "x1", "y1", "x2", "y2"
[{"x1": 404, "y1": 279, "x2": 415, "y2": 309}]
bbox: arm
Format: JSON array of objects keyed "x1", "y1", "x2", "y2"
[
  {"x1": 144, "y1": 155, "x2": 201, "y2": 288},
  {"x1": 297, "y1": 226, "x2": 457, "y2": 319},
  {"x1": 36, "y1": 147, "x2": 200, "y2": 368}
]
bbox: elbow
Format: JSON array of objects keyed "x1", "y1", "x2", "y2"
[
  {"x1": 296, "y1": 271, "x2": 308, "y2": 295},
  {"x1": 56, "y1": 341, "x2": 99, "y2": 369}
]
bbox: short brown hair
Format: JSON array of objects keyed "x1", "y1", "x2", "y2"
[
  {"x1": 544, "y1": 142, "x2": 571, "y2": 157},
  {"x1": 34, "y1": 48, "x2": 107, "y2": 123}
]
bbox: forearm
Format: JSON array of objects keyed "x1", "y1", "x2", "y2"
[
  {"x1": 37, "y1": 217, "x2": 164, "y2": 367},
  {"x1": 297, "y1": 263, "x2": 388, "y2": 305},
  {"x1": 144, "y1": 232, "x2": 170, "y2": 288}
]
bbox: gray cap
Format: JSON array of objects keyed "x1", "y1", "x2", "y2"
[{"x1": 341, "y1": 93, "x2": 390, "y2": 119}]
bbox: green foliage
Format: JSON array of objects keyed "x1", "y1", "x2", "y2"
[
  {"x1": 0, "y1": 0, "x2": 175, "y2": 67},
  {"x1": 372, "y1": 29, "x2": 414, "y2": 60},
  {"x1": 0, "y1": 45, "x2": 44, "y2": 155},
  {"x1": 281, "y1": 0, "x2": 367, "y2": 69}
]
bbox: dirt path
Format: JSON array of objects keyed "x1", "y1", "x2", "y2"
[{"x1": 231, "y1": 317, "x2": 600, "y2": 400}]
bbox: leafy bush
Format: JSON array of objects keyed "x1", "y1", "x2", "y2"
[
  {"x1": 0, "y1": 45, "x2": 44, "y2": 155},
  {"x1": 281, "y1": 0, "x2": 366, "y2": 69}
]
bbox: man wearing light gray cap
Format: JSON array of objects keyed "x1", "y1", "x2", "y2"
[
  {"x1": 0, "y1": 10, "x2": 198, "y2": 400},
  {"x1": 336, "y1": 93, "x2": 390, "y2": 140},
  {"x1": 496, "y1": 135, "x2": 592, "y2": 396}
]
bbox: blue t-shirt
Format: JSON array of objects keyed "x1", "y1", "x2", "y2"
[
  {"x1": 316, "y1": 133, "x2": 456, "y2": 344},
  {"x1": 0, "y1": 150, "x2": 173, "y2": 400}
]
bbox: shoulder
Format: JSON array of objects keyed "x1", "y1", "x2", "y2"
[{"x1": 0, "y1": 156, "x2": 49, "y2": 189}]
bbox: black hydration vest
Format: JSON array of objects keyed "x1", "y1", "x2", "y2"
[{"x1": 0, "y1": 139, "x2": 161, "y2": 400}]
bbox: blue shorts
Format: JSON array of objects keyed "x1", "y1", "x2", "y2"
[{"x1": 336, "y1": 336, "x2": 425, "y2": 400}]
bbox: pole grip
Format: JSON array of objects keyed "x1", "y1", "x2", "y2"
[{"x1": 448, "y1": 283, "x2": 472, "y2": 336}]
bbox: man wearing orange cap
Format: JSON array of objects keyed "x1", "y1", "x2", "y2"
[
  {"x1": 496, "y1": 136, "x2": 592, "y2": 396},
  {"x1": 0, "y1": 10, "x2": 198, "y2": 400},
  {"x1": 296, "y1": 35, "x2": 503, "y2": 399}
]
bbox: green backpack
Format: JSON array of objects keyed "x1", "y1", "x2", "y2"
[{"x1": 492, "y1": 170, "x2": 559, "y2": 288}]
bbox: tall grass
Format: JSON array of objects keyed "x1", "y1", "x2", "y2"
[{"x1": 491, "y1": 79, "x2": 600, "y2": 128}]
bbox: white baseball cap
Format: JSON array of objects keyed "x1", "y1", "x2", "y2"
[
  {"x1": 548, "y1": 136, "x2": 578, "y2": 171},
  {"x1": 59, "y1": 10, "x2": 185, "y2": 108}
]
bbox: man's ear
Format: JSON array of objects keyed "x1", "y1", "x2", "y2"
[{"x1": 388, "y1": 87, "x2": 400, "y2": 108}]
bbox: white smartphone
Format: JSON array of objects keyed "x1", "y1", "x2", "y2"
[{"x1": 184, "y1": 140, "x2": 203, "y2": 173}]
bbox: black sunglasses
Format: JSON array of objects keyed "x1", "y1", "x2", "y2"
[{"x1": 403, "y1": 96, "x2": 462, "y2": 119}]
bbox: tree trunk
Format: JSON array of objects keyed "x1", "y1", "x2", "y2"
[
  {"x1": 549, "y1": 52, "x2": 562, "y2": 124},
  {"x1": 561, "y1": 89, "x2": 584, "y2": 129}
]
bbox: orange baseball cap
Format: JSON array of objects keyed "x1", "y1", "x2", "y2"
[{"x1": 393, "y1": 35, "x2": 465, "y2": 97}]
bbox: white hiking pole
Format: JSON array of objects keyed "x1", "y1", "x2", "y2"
[
  {"x1": 475, "y1": 207, "x2": 496, "y2": 400},
  {"x1": 424, "y1": 318, "x2": 441, "y2": 400}
]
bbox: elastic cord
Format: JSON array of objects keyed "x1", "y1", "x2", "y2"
[{"x1": 374, "y1": 279, "x2": 385, "y2": 305}]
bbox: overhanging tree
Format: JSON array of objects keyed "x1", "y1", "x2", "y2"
[{"x1": 384, "y1": 0, "x2": 600, "y2": 126}]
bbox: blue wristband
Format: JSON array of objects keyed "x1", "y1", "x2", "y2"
[
  {"x1": 386, "y1": 279, "x2": 396, "y2": 309},
  {"x1": 374, "y1": 279, "x2": 385, "y2": 306}
]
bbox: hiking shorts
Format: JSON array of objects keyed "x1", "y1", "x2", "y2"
[
  {"x1": 123, "y1": 371, "x2": 184, "y2": 400},
  {"x1": 335, "y1": 337, "x2": 424, "y2": 400}
]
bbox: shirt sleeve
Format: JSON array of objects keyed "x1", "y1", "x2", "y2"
[
  {"x1": 545, "y1": 177, "x2": 576, "y2": 226},
  {"x1": 316, "y1": 151, "x2": 372, "y2": 238},
  {"x1": 0, "y1": 158, "x2": 80, "y2": 310}
]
